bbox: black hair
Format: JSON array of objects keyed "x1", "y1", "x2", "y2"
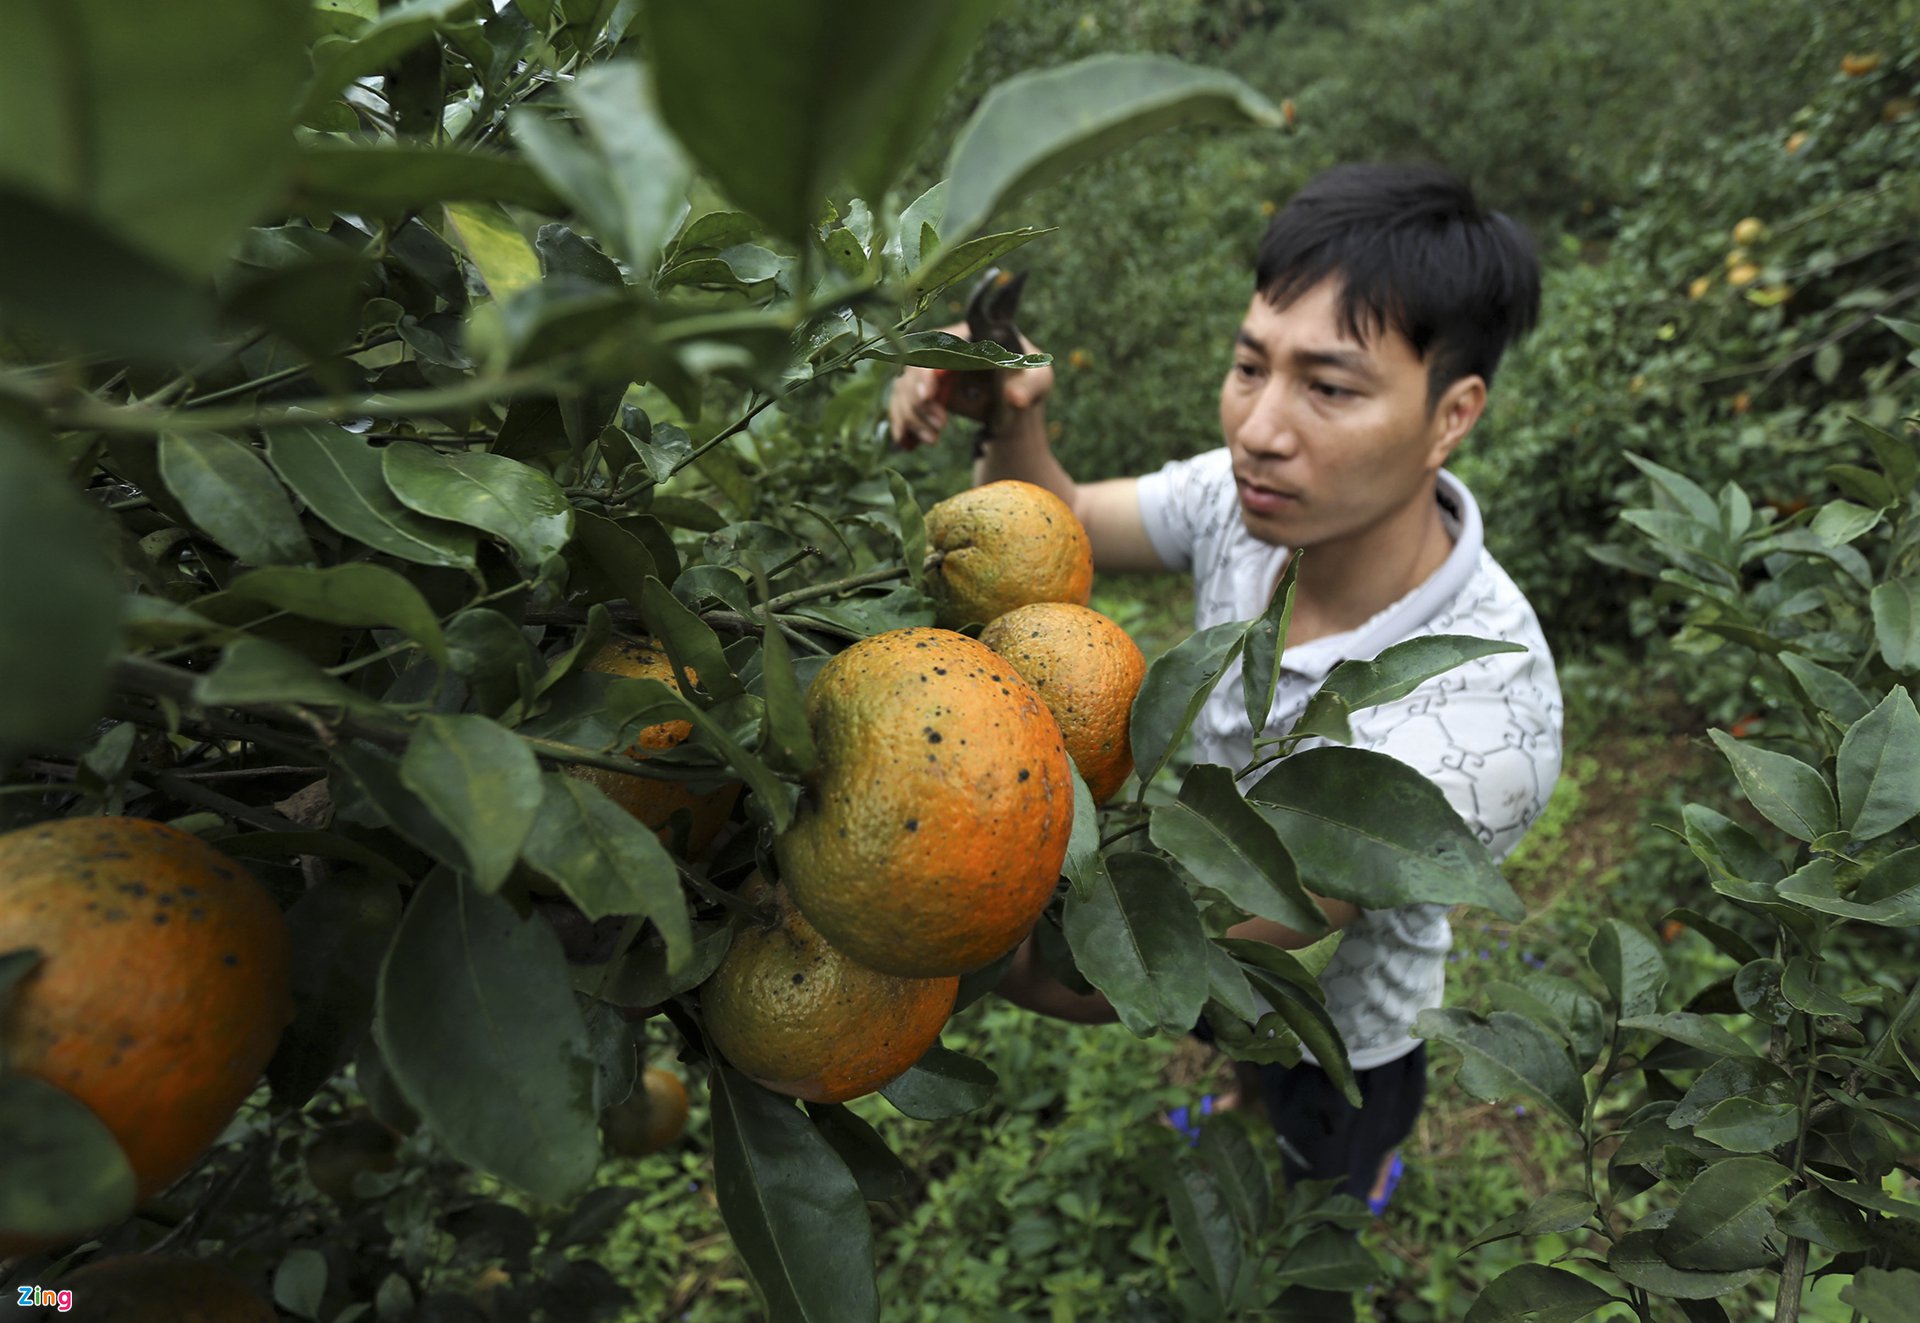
[{"x1": 1253, "y1": 163, "x2": 1541, "y2": 407}]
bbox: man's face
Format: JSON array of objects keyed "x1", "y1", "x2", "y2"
[{"x1": 1218, "y1": 278, "x2": 1483, "y2": 551}]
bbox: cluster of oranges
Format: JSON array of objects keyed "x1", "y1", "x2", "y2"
[{"x1": 698, "y1": 481, "x2": 1146, "y2": 1103}]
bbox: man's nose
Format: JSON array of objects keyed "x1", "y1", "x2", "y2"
[{"x1": 1236, "y1": 379, "x2": 1299, "y2": 455}]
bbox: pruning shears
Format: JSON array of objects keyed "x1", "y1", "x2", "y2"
[{"x1": 929, "y1": 267, "x2": 1029, "y2": 449}]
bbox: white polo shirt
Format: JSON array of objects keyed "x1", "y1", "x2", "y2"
[{"x1": 1137, "y1": 448, "x2": 1563, "y2": 1070}]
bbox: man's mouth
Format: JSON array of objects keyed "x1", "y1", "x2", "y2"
[{"x1": 1236, "y1": 477, "x2": 1299, "y2": 514}]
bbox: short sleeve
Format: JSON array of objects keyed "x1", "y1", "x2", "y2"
[{"x1": 1135, "y1": 449, "x2": 1235, "y2": 574}]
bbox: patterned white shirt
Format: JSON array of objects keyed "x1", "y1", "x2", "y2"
[{"x1": 1137, "y1": 448, "x2": 1563, "y2": 1070}]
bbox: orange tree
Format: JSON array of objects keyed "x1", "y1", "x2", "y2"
[{"x1": 0, "y1": 2, "x2": 1531, "y2": 1317}]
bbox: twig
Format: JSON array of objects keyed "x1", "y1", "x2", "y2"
[{"x1": 767, "y1": 565, "x2": 909, "y2": 611}]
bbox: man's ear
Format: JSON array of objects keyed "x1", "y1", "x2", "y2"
[{"x1": 1427, "y1": 374, "x2": 1487, "y2": 468}]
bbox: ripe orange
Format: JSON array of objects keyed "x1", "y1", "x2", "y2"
[
  {"x1": 0, "y1": 817, "x2": 291, "y2": 1252},
  {"x1": 776, "y1": 627, "x2": 1074, "y2": 977},
  {"x1": 923, "y1": 480, "x2": 1093, "y2": 629},
  {"x1": 979, "y1": 602, "x2": 1146, "y2": 803},
  {"x1": 701, "y1": 878, "x2": 956, "y2": 1103},
  {"x1": 1840, "y1": 52, "x2": 1882, "y2": 76},
  {"x1": 38, "y1": 1256, "x2": 274, "y2": 1322},
  {"x1": 569, "y1": 637, "x2": 742, "y2": 857},
  {"x1": 601, "y1": 1066, "x2": 691, "y2": 1156},
  {"x1": 1731, "y1": 217, "x2": 1765, "y2": 247}
]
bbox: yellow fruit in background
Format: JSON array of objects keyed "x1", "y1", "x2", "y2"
[
  {"x1": 1840, "y1": 52, "x2": 1883, "y2": 77},
  {"x1": 924, "y1": 480, "x2": 1094, "y2": 630},
  {"x1": 601, "y1": 1067, "x2": 691, "y2": 1156},
  {"x1": 1785, "y1": 131, "x2": 1808, "y2": 154},
  {"x1": 1688, "y1": 276, "x2": 1712, "y2": 300},
  {"x1": 979, "y1": 602, "x2": 1147, "y2": 803},
  {"x1": 777, "y1": 628, "x2": 1074, "y2": 977},
  {"x1": 701, "y1": 879, "x2": 957, "y2": 1103},
  {"x1": 1727, "y1": 263, "x2": 1761, "y2": 288},
  {"x1": 1731, "y1": 217, "x2": 1765, "y2": 246},
  {"x1": 570, "y1": 637, "x2": 742, "y2": 857}
]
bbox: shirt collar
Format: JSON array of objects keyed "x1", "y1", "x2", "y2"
[{"x1": 1279, "y1": 470, "x2": 1484, "y2": 681}]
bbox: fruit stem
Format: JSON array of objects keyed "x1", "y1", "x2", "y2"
[{"x1": 767, "y1": 564, "x2": 909, "y2": 611}]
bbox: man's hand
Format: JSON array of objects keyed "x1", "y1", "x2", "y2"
[{"x1": 887, "y1": 324, "x2": 1054, "y2": 450}]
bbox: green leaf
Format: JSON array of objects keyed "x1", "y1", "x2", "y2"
[
  {"x1": 1463, "y1": 1263, "x2": 1615, "y2": 1323},
  {"x1": 1668, "y1": 1058, "x2": 1790, "y2": 1130},
  {"x1": 0, "y1": 188, "x2": 220, "y2": 361},
  {"x1": 886, "y1": 471, "x2": 928, "y2": 593},
  {"x1": 1314, "y1": 635, "x2": 1525, "y2": 725},
  {"x1": 1857, "y1": 415, "x2": 1920, "y2": 494},
  {"x1": 1776, "y1": 848, "x2": 1920, "y2": 926},
  {"x1": 1244, "y1": 969, "x2": 1359, "y2": 1107},
  {"x1": 289, "y1": 142, "x2": 565, "y2": 216},
  {"x1": 1616, "y1": 1012, "x2": 1760, "y2": 1058},
  {"x1": 1837, "y1": 687, "x2": 1920, "y2": 841},
  {"x1": 0, "y1": 0, "x2": 306, "y2": 276},
  {"x1": 576, "y1": 920, "x2": 730, "y2": 1010},
  {"x1": 160, "y1": 432, "x2": 312, "y2": 566},
  {"x1": 1060, "y1": 767, "x2": 1101, "y2": 901},
  {"x1": 1608, "y1": 1230, "x2": 1760, "y2": 1299},
  {"x1": 383, "y1": 441, "x2": 573, "y2": 569},
  {"x1": 1812, "y1": 500, "x2": 1882, "y2": 545},
  {"x1": 1690, "y1": 1097, "x2": 1801, "y2": 1152},
  {"x1": 1160, "y1": 1158, "x2": 1243, "y2": 1304},
  {"x1": 445, "y1": 608, "x2": 542, "y2": 716},
  {"x1": 1194, "y1": 1122, "x2": 1272, "y2": 1238},
  {"x1": 224, "y1": 564, "x2": 448, "y2": 668},
  {"x1": 878, "y1": 1046, "x2": 997, "y2": 1120},
  {"x1": 571, "y1": 510, "x2": 660, "y2": 607},
  {"x1": 903, "y1": 226, "x2": 1050, "y2": 305},
  {"x1": 1414, "y1": 1008, "x2": 1587, "y2": 1128},
  {"x1": 1707, "y1": 729, "x2": 1837, "y2": 842},
  {"x1": 1061, "y1": 852, "x2": 1209, "y2": 1037},
  {"x1": 1658, "y1": 1157, "x2": 1791, "y2": 1271},
  {"x1": 1464, "y1": 1190, "x2": 1596, "y2": 1252},
  {"x1": 267, "y1": 871, "x2": 402, "y2": 1110},
  {"x1": 1241, "y1": 555, "x2": 1298, "y2": 737},
  {"x1": 302, "y1": 0, "x2": 471, "y2": 117},
  {"x1": 1269, "y1": 1225, "x2": 1380, "y2": 1291},
  {"x1": 1626, "y1": 452, "x2": 1722, "y2": 526},
  {"x1": 942, "y1": 54, "x2": 1281, "y2": 242},
  {"x1": 755, "y1": 585, "x2": 818, "y2": 777},
  {"x1": 1681, "y1": 804, "x2": 1784, "y2": 886},
  {"x1": 0, "y1": 434, "x2": 118, "y2": 750},
  {"x1": 264, "y1": 426, "x2": 477, "y2": 569},
  {"x1": 443, "y1": 200, "x2": 542, "y2": 298},
  {"x1": 1777, "y1": 1187, "x2": 1876, "y2": 1253},
  {"x1": 1815, "y1": 1173, "x2": 1920, "y2": 1222},
  {"x1": 1780, "y1": 957, "x2": 1860, "y2": 1021},
  {"x1": 645, "y1": 2, "x2": 1002, "y2": 244},
  {"x1": 273, "y1": 1248, "x2": 328, "y2": 1320},
  {"x1": 1840, "y1": 1267, "x2": 1920, "y2": 1322},
  {"x1": 520, "y1": 776, "x2": 689, "y2": 967},
  {"x1": 639, "y1": 577, "x2": 747, "y2": 702},
  {"x1": 375, "y1": 873, "x2": 599, "y2": 1205},
  {"x1": 708, "y1": 1067, "x2": 879, "y2": 1323},
  {"x1": 1778, "y1": 654, "x2": 1873, "y2": 727},
  {"x1": 804, "y1": 1104, "x2": 911, "y2": 1205},
  {"x1": 1150, "y1": 764, "x2": 1323, "y2": 935},
  {"x1": 1249, "y1": 747, "x2": 1522, "y2": 919},
  {"x1": 860, "y1": 331, "x2": 1050, "y2": 371},
  {"x1": 1873, "y1": 578, "x2": 1920, "y2": 672},
  {"x1": 1130, "y1": 620, "x2": 1246, "y2": 790},
  {"x1": 0, "y1": 1073, "x2": 138, "y2": 1244},
  {"x1": 194, "y1": 637, "x2": 385, "y2": 714},
  {"x1": 400, "y1": 715, "x2": 544, "y2": 893},
  {"x1": 1588, "y1": 919, "x2": 1668, "y2": 1020}
]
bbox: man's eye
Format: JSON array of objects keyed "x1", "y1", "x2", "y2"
[
  {"x1": 1312, "y1": 381, "x2": 1354, "y2": 400},
  {"x1": 1233, "y1": 361, "x2": 1262, "y2": 379}
]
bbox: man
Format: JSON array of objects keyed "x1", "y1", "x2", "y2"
[{"x1": 889, "y1": 163, "x2": 1563, "y2": 1223}]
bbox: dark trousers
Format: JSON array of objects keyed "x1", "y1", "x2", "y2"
[{"x1": 1256, "y1": 1043, "x2": 1427, "y2": 1203}]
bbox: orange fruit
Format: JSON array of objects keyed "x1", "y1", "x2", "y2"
[
  {"x1": 1784, "y1": 130, "x2": 1808, "y2": 154},
  {"x1": 1731, "y1": 217, "x2": 1765, "y2": 247},
  {"x1": 701, "y1": 879, "x2": 956, "y2": 1103},
  {"x1": 776, "y1": 627, "x2": 1074, "y2": 977},
  {"x1": 569, "y1": 637, "x2": 742, "y2": 857},
  {"x1": 38, "y1": 1256, "x2": 274, "y2": 1322},
  {"x1": 979, "y1": 602, "x2": 1146, "y2": 803},
  {"x1": 1727, "y1": 262, "x2": 1760, "y2": 288},
  {"x1": 924, "y1": 480, "x2": 1093, "y2": 629},
  {"x1": 601, "y1": 1066, "x2": 691, "y2": 1156},
  {"x1": 1840, "y1": 52, "x2": 1882, "y2": 77},
  {"x1": 0, "y1": 817, "x2": 291, "y2": 1252}
]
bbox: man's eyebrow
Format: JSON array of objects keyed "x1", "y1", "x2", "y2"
[{"x1": 1237, "y1": 329, "x2": 1377, "y2": 380}]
